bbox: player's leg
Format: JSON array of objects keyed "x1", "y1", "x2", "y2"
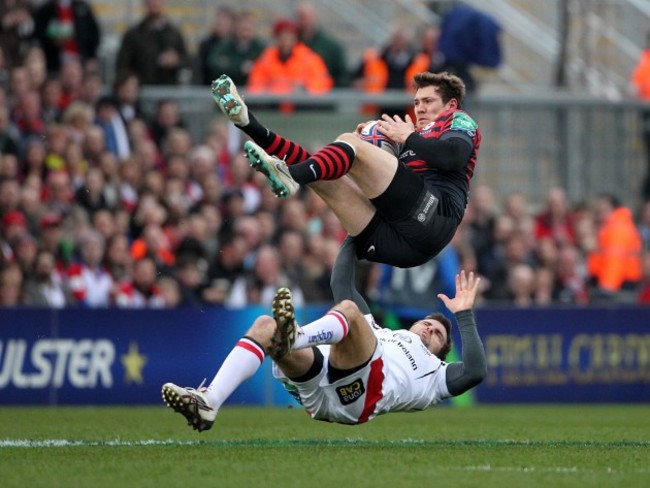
[
  {"x1": 248, "y1": 134, "x2": 398, "y2": 194},
  {"x1": 270, "y1": 288, "x2": 376, "y2": 371},
  {"x1": 162, "y1": 314, "x2": 312, "y2": 431},
  {"x1": 212, "y1": 74, "x2": 310, "y2": 165}
]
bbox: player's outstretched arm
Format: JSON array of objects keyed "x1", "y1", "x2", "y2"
[
  {"x1": 330, "y1": 236, "x2": 371, "y2": 315},
  {"x1": 438, "y1": 271, "x2": 487, "y2": 396}
]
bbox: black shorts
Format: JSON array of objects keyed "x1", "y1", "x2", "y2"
[{"x1": 353, "y1": 163, "x2": 459, "y2": 268}]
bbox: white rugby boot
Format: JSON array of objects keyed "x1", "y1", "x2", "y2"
[
  {"x1": 211, "y1": 74, "x2": 250, "y2": 126},
  {"x1": 161, "y1": 382, "x2": 217, "y2": 432},
  {"x1": 244, "y1": 141, "x2": 299, "y2": 198}
]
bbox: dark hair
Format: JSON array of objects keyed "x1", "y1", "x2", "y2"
[
  {"x1": 425, "y1": 312, "x2": 452, "y2": 361},
  {"x1": 413, "y1": 71, "x2": 466, "y2": 108}
]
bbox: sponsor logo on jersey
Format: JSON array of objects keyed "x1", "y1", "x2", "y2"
[
  {"x1": 336, "y1": 379, "x2": 366, "y2": 405},
  {"x1": 450, "y1": 112, "x2": 477, "y2": 136}
]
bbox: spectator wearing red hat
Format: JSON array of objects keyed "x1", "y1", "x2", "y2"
[
  {"x1": 2, "y1": 210, "x2": 28, "y2": 243},
  {"x1": 247, "y1": 17, "x2": 332, "y2": 105}
]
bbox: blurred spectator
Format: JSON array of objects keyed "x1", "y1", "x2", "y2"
[
  {"x1": 23, "y1": 45, "x2": 47, "y2": 91},
  {"x1": 278, "y1": 228, "x2": 328, "y2": 302},
  {"x1": 638, "y1": 199, "x2": 650, "y2": 250},
  {"x1": 0, "y1": 179, "x2": 21, "y2": 216},
  {"x1": 195, "y1": 6, "x2": 235, "y2": 85},
  {"x1": 150, "y1": 98, "x2": 184, "y2": 148},
  {"x1": 465, "y1": 184, "x2": 497, "y2": 275},
  {"x1": 66, "y1": 229, "x2": 113, "y2": 307},
  {"x1": 483, "y1": 228, "x2": 534, "y2": 302},
  {"x1": 103, "y1": 232, "x2": 132, "y2": 283},
  {"x1": 8, "y1": 65, "x2": 32, "y2": 104},
  {"x1": 39, "y1": 211, "x2": 70, "y2": 264},
  {"x1": 202, "y1": 232, "x2": 246, "y2": 305},
  {"x1": 80, "y1": 68, "x2": 103, "y2": 106},
  {"x1": 534, "y1": 266, "x2": 555, "y2": 306},
  {"x1": 295, "y1": 1, "x2": 348, "y2": 87},
  {"x1": 0, "y1": 105, "x2": 19, "y2": 156},
  {"x1": 74, "y1": 167, "x2": 110, "y2": 216},
  {"x1": 23, "y1": 249, "x2": 72, "y2": 307},
  {"x1": 12, "y1": 231, "x2": 38, "y2": 275},
  {"x1": 227, "y1": 151, "x2": 261, "y2": 213},
  {"x1": 12, "y1": 90, "x2": 45, "y2": 138},
  {"x1": 379, "y1": 25, "x2": 416, "y2": 91},
  {"x1": 203, "y1": 10, "x2": 265, "y2": 87},
  {"x1": 350, "y1": 46, "x2": 388, "y2": 115},
  {"x1": 247, "y1": 18, "x2": 333, "y2": 100},
  {"x1": 0, "y1": 0, "x2": 34, "y2": 69},
  {"x1": 158, "y1": 275, "x2": 181, "y2": 307},
  {"x1": 507, "y1": 263, "x2": 535, "y2": 307},
  {"x1": 115, "y1": 0, "x2": 189, "y2": 86},
  {"x1": 554, "y1": 244, "x2": 588, "y2": 304},
  {"x1": 352, "y1": 25, "x2": 415, "y2": 117},
  {"x1": 2, "y1": 210, "x2": 29, "y2": 256},
  {"x1": 173, "y1": 254, "x2": 206, "y2": 306},
  {"x1": 535, "y1": 187, "x2": 577, "y2": 246},
  {"x1": 130, "y1": 221, "x2": 175, "y2": 270},
  {"x1": 0, "y1": 262, "x2": 23, "y2": 306},
  {"x1": 112, "y1": 72, "x2": 144, "y2": 123},
  {"x1": 435, "y1": 3, "x2": 502, "y2": 95},
  {"x1": 40, "y1": 75, "x2": 64, "y2": 124},
  {"x1": 58, "y1": 57, "x2": 84, "y2": 108},
  {"x1": 587, "y1": 194, "x2": 643, "y2": 302},
  {"x1": 61, "y1": 100, "x2": 93, "y2": 143},
  {"x1": 631, "y1": 30, "x2": 650, "y2": 200},
  {"x1": 94, "y1": 95, "x2": 131, "y2": 160},
  {"x1": 405, "y1": 25, "x2": 445, "y2": 89},
  {"x1": 638, "y1": 251, "x2": 650, "y2": 303},
  {"x1": 114, "y1": 256, "x2": 165, "y2": 308},
  {"x1": 227, "y1": 244, "x2": 305, "y2": 308},
  {"x1": 32, "y1": 0, "x2": 100, "y2": 74}
]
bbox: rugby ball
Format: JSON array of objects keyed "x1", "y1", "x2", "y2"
[{"x1": 359, "y1": 120, "x2": 398, "y2": 156}]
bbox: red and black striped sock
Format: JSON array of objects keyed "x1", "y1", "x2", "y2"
[
  {"x1": 287, "y1": 141, "x2": 356, "y2": 184},
  {"x1": 240, "y1": 112, "x2": 310, "y2": 165}
]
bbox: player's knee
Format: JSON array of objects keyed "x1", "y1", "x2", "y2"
[
  {"x1": 246, "y1": 315, "x2": 275, "y2": 346},
  {"x1": 335, "y1": 299, "x2": 361, "y2": 322},
  {"x1": 335, "y1": 132, "x2": 358, "y2": 150}
]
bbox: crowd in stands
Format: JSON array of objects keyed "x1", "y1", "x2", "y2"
[{"x1": 0, "y1": 0, "x2": 648, "y2": 309}]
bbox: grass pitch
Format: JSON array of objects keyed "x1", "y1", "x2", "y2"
[{"x1": 1, "y1": 404, "x2": 648, "y2": 487}]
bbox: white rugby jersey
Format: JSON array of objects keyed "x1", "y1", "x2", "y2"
[{"x1": 273, "y1": 314, "x2": 451, "y2": 424}]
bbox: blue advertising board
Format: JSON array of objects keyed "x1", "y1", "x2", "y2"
[{"x1": 1, "y1": 305, "x2": 649, "y2": 405}]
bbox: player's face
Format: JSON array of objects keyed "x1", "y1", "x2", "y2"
[
  {"x1": 409, "y1": 318, "x2": 448, "y2": 356},
  {"x1": 413, "y1": 86, "x2": 457, "y2": 129}
]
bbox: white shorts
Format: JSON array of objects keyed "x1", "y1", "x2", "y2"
[{"x1": 273, "y1": 343, "x2": 385, "y2": 425}]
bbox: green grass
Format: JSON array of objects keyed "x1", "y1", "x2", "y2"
[{"x1": 1, "y1": 405, "x2": 648, "y2": 487}]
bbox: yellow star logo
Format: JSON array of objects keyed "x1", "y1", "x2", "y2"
[{"x1": 121, "y1": 341, "x2": 148, "y2": 385}]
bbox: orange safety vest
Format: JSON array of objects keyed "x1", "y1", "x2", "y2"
[
  {"x1": 357, "y1": 47, "x2": 388, "y2": 116},
  {"x1": 632, "y1": 50, "x2": 650, "y2": 99},
  {"x1": 587, "y1": 207, "x2": 643, "y2": 291},
  {"x1": 247, "y1": 42, "x2": 333, "y2": 95}
]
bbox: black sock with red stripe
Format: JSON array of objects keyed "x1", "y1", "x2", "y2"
[
  {"x1": 239, "y1": 112, "x2": 310, "y2": 165},
  {"x1": 287, "y1": 142, "x2": 356, "y2": 184}
]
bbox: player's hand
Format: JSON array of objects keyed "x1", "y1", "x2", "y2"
[
  {"x1": 437, "y1": 270, "x2": 480, "y2": 313},
  {"x1": 377, "y1": 114, "x2": 415, "y2": 144},
  {"x1": 354, "y1": 120, "x2": 375, "y2": 135}
]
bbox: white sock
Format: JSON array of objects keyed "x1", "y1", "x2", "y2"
[
  {"x1": 293, "y1": 311, "x2": 349, "y2": 349},
  {"x1": 205, "y1": 337, "x2": 265, "y2": 409}
]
